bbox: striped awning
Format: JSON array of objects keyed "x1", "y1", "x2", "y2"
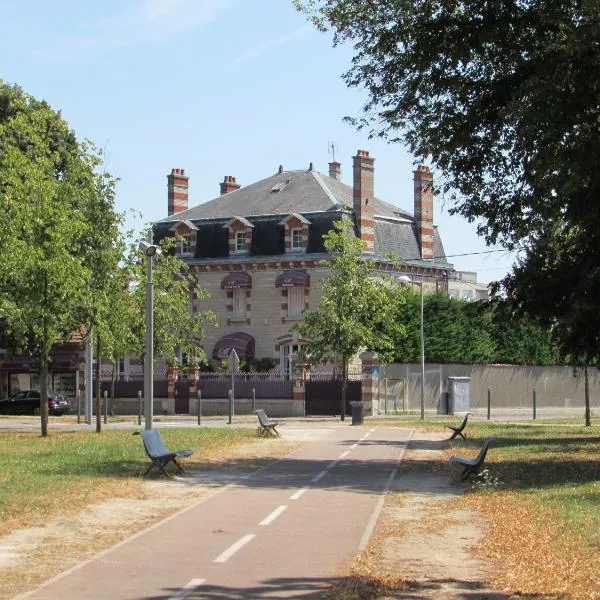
[
  {"x1": 212, "y1": 332, "x2": 255, "y2": 360},
  {"x1": 221, "y1": 271, "x2": 252, "y2": 289},
  {"x1": 275, "y1": 269, "x2": 310, "y2": 287}
]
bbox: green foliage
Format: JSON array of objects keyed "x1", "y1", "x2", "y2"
[
  {"x1": 239, "y1": 357, "x2": 277, "y2": 373},
  {"x1": 297, "y1": 1, "x2": 600, "y2": 360},
  {"x1": 490, "y1": 300, "x2": 561, "y2": 365},
  {"x1": 0, "y1": 81, "x2": 123, "y2": 434},
  {"x1": 127, "y1": 233, "x2": 216, "y2": 365},
  {"x1": 392, "y1": 292, "x2": 559, "y2": 365},
  {"x1": 295, "y1": 219, "x2": 406, "y2": 367}
]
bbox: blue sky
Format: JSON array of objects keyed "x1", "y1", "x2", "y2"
[{"x1": 0, "y1": 0, "x2": 514, "y2": 283}]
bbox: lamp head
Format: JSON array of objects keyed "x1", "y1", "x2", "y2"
[{"x1": 138, "y1": 240, "x2": 161, "y2": 257}]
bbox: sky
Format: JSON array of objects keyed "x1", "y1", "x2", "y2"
[{"x1": 0, "y1": 0, "x2": 515, "y2": 284}]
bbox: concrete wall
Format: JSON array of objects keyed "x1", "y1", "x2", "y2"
[{"x1": 383, "y1": 363, "x2": 600, "y2": 417}]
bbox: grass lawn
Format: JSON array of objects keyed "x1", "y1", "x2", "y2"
[
  {"x1": 0, "y1": 427, "x2": 257, "y2": 536},
  {"x1": 360, "y1": 416, "x2": 600, "y2": 598}
]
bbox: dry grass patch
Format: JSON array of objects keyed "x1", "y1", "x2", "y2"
[
  {"x1": 459, "y1": 492, "x2": 600, "y2": 599},
  {"x1": 0, "y1": 430, "x2": 301, "y2": 600}
]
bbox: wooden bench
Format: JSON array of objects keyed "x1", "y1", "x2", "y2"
[
  {"x1": 134, "y1": 429, "x2": 193, "y2": 477},
  {"x1": 449, "y1": 438, "x2": 493, "y2": 480},
  {"x1": 446, "y1": 412, "x2": 472, "y2": 441},
  {"x1": 255, "y1": 409, "x2": 280, "y2": 437}
]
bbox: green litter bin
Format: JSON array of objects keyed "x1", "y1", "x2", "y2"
[{"x1": 351, "y1": 401, "x2": 364, "y2": 425}]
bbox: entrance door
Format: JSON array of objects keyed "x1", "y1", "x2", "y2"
[
  {"x1": 175, "y1": 381, "x2": 190, "y2": 414},
  {"x1": 280, "y1": 344, "x2": 300, "y2": 380}
]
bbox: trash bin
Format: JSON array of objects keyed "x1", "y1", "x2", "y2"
[{"x1": 351, "y1": 401, "x2": 364, "y2": 425}]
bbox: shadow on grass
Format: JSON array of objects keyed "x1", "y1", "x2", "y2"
[{"x1": 21, "y1": 430, "x2": 600, "y2": 494}]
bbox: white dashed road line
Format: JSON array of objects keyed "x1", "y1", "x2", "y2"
[
  {"x1": 311, "y1": 470, "x2": 328, "y2": 483},
  {"x1": 167, "y1": 578, "x2": 206, "y2": 600},
  {"x1": 214, "y1": 534, "x2": 256, "y2": 563},
  {"x1": 290, "y1": 486, "x2": 309, "y2": 500},
  {"x1": 259, "y1": 505, "x2": 287, "y2": 526}
]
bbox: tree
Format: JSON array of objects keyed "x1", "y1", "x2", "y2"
[
  {"x1": 0, "y1": 81, "x2": 118, "y2": 436},
  {"x1": 129, "y1": 233, "x2": 216, "y2": 368},
  {"x1": 295, "y1": 219, "x2": 407, "y2": 420},
  {"x1": 296, "y1": 1, "x2": 600, "y2": 362}
]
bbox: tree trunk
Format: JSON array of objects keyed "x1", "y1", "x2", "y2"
[
  {"x1": 584, "y1": 364, "x2": 591, "y2": 427},
  {"x1": 95, "y1": 333, "x2": 102, "y2": 433},
  {"x1": 39, "y1": 343, "x2": 49, "y2": 437},
  {"x1": 110, "y1": 361, "x2": 116, "y2": 418},
  {"x1": 340, "y1": 356, "x2": 347, "y2": 422}
]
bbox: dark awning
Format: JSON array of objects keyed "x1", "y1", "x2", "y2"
[
  {"x1": 275, "y1": 269, "x2": 310, "y2": 287},
  {"x1": 51, "y1": 354, "x2": 79, "y2": 372},
  {"x1": 212, "y1": 332, "x2": 255, "y2": 360},
  {"x1": 0, "y1": 357, "x2": 34, "y2": 372},
  {"x1": 221, "y1": 271, "x2": 252, "y2": 289}
]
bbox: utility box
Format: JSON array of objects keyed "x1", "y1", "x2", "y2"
[{"x1": 447, "y1": 377, "x2": 471, "y2": 414}]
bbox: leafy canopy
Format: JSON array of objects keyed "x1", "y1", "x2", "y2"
[
  {"x1": 297, "y1": 1, "x2": 600, "y2": 359},
  {"x1": 296, "y1": 219, "x2": 406, "y2": 366}
]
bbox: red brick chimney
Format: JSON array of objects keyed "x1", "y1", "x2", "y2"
[
  {"x1": 414, "y1": 165, "x2": 434, "y2": 259},
  {"x1": 329, "y1": 161, "x2": 341, "y2": 181},
  {"x1": 352, "y1": 150, "x2": 375, "y2": 253},
  {"x1": 167, "y1": 168, "x2": 189, "y2": 216},
  {"x1": 220, "y1": 175, "x2": 241, "y2": 195}
]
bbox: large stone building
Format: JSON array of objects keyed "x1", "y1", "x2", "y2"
[{"x1": 154, "y1": 150, "x2": 455, "y2": 375}]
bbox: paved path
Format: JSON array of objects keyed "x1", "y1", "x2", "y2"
[{"x1": 18, "y1": 425, "x2": 412, "y2": 599}]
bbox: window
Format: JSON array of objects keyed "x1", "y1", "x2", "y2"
[
  {"x1": 180, "y1": 234, "x2": 192, "y2": 254},
  {"x1": 288, "y1": 287, "x2": 304, "y2": 318},
  {"x1": 291, "y1": 229, "x2": 302, "y2": 249},
  {"x1": 233, "y1": 288, "x2": 246, "y2": 319},
  {"x1": 235, "y1": 231, "x2": 246, "y2": 252}
]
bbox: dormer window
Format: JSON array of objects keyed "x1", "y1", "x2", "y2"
[
  {"x1": 279, "y1": 213, "x2": 310, "y2": 254},
  {"x1": 292, "y1": 229, "x2": 302, "y2": 249},
  {"x1": 169, "y1": 219, "x2": 198, "y2": 257},
  {"x1": 181, "y1": 234, "x2": 192, "y2": 255},
  {"x1": 235, "y1": 231, "x2": 246, "y2": 252},
  {"x1": 224, "y1": 216, "x2": 254, "y2": 256}
]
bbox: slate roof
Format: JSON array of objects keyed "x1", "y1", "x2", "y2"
[{"x1": 155, "y1": 167, "x2": 453, "y2": 270}]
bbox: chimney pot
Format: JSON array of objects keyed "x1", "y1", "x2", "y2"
[
  {"x1": 414, "y1": 165, "x2": 435, "y2": 260},
  {"x1": 353, "y1": 150, "x2": 375, "y2": 253},
  {"x1": 220, "y1": 175, "x2": 241, "y2": 195},
  {"x1": 167, "y1": 168, "x2": 189, "y2": 216},
  {"x1": 329, "y1": 161, "x2": 342, "y2": 180}
]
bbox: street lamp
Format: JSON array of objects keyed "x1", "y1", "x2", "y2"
[
  {"x1": 398, "y1": 275, "x2": 425, "y2": 420},
  {"x1": 139, "y1": 240, "x2": 161, "y2": 430}
]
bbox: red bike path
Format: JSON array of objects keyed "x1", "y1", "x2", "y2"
[{"x1": 18, "y1": 425, "x2": 412, "y2": 599}]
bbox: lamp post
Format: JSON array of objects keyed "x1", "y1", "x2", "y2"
[
  {"x1": 139, "y1": 240, "x2": 161, "y2": 430},
  {"x1": 398, "y1": 275, "x2": 425, "y2": 420}
]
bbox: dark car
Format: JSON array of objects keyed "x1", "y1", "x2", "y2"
[{"x1": 0, "y1": 390, "x2": 72, "y2": 416}]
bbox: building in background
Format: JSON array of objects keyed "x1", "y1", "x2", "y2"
[{"x1": 154, "y1": 150, "x2": 456, "y2": 376}]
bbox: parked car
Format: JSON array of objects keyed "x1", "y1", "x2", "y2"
[{"x1": 0, "y1": 390, "x2": 72, "y2": 416}]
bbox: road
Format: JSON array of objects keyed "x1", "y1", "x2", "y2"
[{"x1": 18, "y1": 425, "x2": 411, "y2": 599}]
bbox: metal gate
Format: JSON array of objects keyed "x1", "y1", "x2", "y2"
[
  {"x1": 305, "y1": 379, "x2": 361, "y2": 416},
  {"x1": 174, "y1": 380, "x2": 189, "y2": 414}
]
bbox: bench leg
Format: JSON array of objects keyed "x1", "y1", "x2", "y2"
[
  {"x1": 171, "y1": 457, "x2": 184, "y2": 474},
  {"x1": 144, "y1": 459, "x2": 173, "y2": 478}
]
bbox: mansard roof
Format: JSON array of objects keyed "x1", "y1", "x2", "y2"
[
  {"x1": 157, "y1": 168, "x2": 413, "y2": 223},
  {"x1": 155, "y1": 166, "x2": 452, "y2": 270}
]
